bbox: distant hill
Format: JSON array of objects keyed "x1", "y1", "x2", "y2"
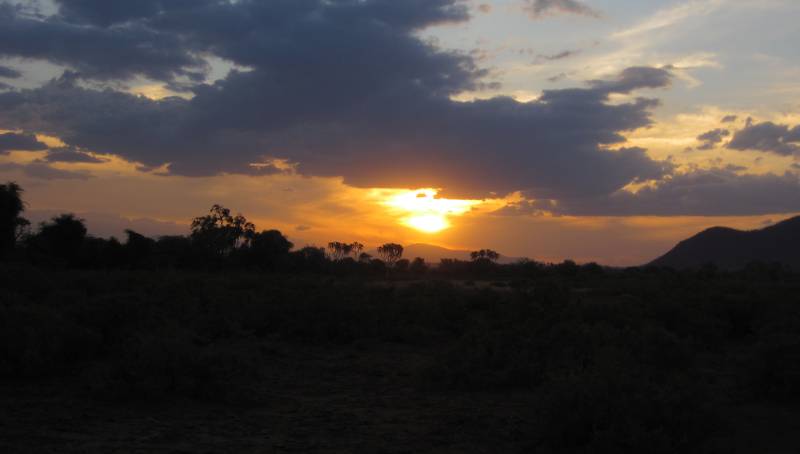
[
  {"x1": 650, "y1": 216, "x2": 800, "y2": 270},
  {"x1": 370, "y1": 243, "x2": 523, "y2": 265}
]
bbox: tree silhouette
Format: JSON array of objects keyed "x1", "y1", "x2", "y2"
[
  {"x1": 31, "y1": 214, "x2": 87, "y2": 262},
  {"x1": 350, "y1": 242, "x2": 364, "y2": 259},
  {"x1": 190, "y1": 204, "x2": 255, "y2": 257},
  {"x1": 294, "y1": 246, "x2": 327, "y2": 271},
  {"x1": 124, "y1": 229, "x2": 156, "y2": 267},
  {"x1": 377, "y1": 243, "x2": 404, "y2": 267},
  {"x1": 410, "y1": 257, "x2": 428, "y2": 274},
  {"x1": 327, "y1": 241, "x2": 353, "y2": 261},
  {"x1": 0, "y1": 182, "x2": 28, "y2": 257},
  {"x1": 395, "y1": 258, "x2": 410, "y2": 272},
  {"x1": 470, "y1": 249, "x2": 500, "y2": 262},
  {"x1": 248, "y1": 230, "x2": 293, "y2": 269},
  {"x1": 327, "y1": 241, "x2": 364, "y2": 261}
]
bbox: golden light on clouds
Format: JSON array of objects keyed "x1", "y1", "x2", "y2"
[{"x1": 381, "y1": 188, "x2": 481, "y2": 234}]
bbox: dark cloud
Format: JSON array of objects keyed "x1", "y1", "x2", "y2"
[
  {"x1": 0, "y1": 64, "x2": 21, "y2": 78},
  {"x1": 696, "y1": 128, "x2": 729, "y2": 150},
  {"x1": 43, "y1": 147, "x2": 108, "y2": 163},
  {"x1": 0, "y1": 132, "x2": 48, "y2": 154},
  {"x1": 505, "y1": 168, "x2": 800, "y2": 216},
  {"x1": 54, "y1": 0, "x2": 198, "y2": 27},
  {"x1": 533, "y1": 49, "x2": 580, "y2": 64},
  {"x1": 720, "y1": 114, "x2": 737, "y2": 123},
  {"x1": 0, "y1": 161, "x2": 92, "y2": 180},
  {"x1": 728, "y1": 121, "x2": 800, "y2": 156},
  {"x1": 0, "y1": 2, "x2": 208, "y2": 82},
  {"x1": 0, "y1": 0, "x2": 672, "y2": 201},
  {"x1": 526, "y1": 0, "x2": 601, "y2": 18},
  {"x1": 588, "y1": 66, "x2": 672, "y2": 94}
]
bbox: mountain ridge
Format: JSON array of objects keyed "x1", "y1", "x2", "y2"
[{"x1": 649, "y1": 216, "x2": 800, "y2": 269}]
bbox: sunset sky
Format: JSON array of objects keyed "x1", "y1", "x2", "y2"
[{"x1": 1, "y1": 0, "x2": 798, "y2": 265}]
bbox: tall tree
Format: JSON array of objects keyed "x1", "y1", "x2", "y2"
[
  {"x1": 349, "y1": 242, "x2": 364, "y2": 259},
  {"x1": 190, "y1": 204, "x2": 255, "y2": 257},
  {"x1": 327, "y1": 241, "x2": 353, "y2": 261},
  {"x1": 377, "y1": 243, "x2": 404, "y2": 267},
  {"x1": 0, "y1": 182, "x2": 28, "y2": 257}
]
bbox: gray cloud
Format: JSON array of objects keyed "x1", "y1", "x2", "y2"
[
  {"x1": 0, "y1": 64, "x2": 21, "y2": 78},
  {"x1": 696, "y1": 128, "x2": 729, "y2": 150},
  {"x1": 0, "y1": 131, "x2": 48, "y2": 153},
  {"x1": 588, "y1": 66, "x2": 672, "y2": 94},
  {"x1": 533, "y1": 49, "x2": 580, "y2": 65},
  {"x1": 720, "y1": 114, "x2": 737, "y2": 123},
  {"x1": 0, "y1": 2, "x2": 208, "y2": 82},
  {"x1": 728, "y1": 121, "x2": 800, "y2": 156},
  {"x1": 0, "y1": 0, "x2": 671, "y2": 202},
  {"x1": 43, "y1": 147, "x2": 108, "y2": 163},
  {"x1": 503, "y1": 168, "x2": 800, "y2": 216},
  {"x1": 0, "y1": 161, "x2": 92, "y2": 180},
  {"x1": 526, "y1": 0, "x2": 601, "y2": 18}
]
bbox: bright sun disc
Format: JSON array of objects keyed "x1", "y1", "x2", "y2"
[
  {"x1": 406, "y1": 214, "x2": 449, "y2": 233},
  {"x1": 381, "y1": 188, "x2": 480, "y2": 234}
]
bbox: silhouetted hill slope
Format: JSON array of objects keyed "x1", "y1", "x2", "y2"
[{"x1": 650, "y1": 216, "x2": 800, "y2": 269}]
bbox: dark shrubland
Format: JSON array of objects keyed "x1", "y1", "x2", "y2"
[
  {"x1": 2, "y1": 183, "x2": 800, "y2": 452},
  {"x1": 1, "y1": 262, "x2": 799, "y2": 451}
]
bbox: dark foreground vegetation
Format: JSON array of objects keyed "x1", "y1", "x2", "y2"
[
  {"x1": 2, "y1": 266, "x2": 800, "y2": 453},
  {"x1": 3, "y1": 182, "x2": 800, "y2": 452}
]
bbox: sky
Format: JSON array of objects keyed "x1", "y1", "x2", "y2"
[{"x1": 0, "y1": 0, "x2": 798, "y2": 265}]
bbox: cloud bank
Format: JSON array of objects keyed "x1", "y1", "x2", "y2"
[{"x1": 0, "y1": 0, "x2": 795, "y2": 216}]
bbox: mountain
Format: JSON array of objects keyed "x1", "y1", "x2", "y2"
[
  {"x1": 649, "y1": 216, "x2": 800, "y2": 269},
  {"x1": 370, "y1": 243, "x2": 523, "y2": 265}
]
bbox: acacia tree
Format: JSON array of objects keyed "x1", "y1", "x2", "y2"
[
  {"x1": 327, "y1": 241, "x2": 364, "y2": 261},
  {"x1": 0, "y1": 182, "x2": 28, "y2": 257},
  {"x1": 349, "y1": 242, "x2": 364, "y2": 259},
  {"x1": 377, "y1": 243, "x2": 404, "y2": 267},
  {"x1": 190, "y1": 204, "x2": 255, "y2": 257},
  {"x1": 470, "y1": 249, "x2": 500, "y2": 262},
  {"x1": 327, "y1": 241, "x2": 353, "y2": 261}
]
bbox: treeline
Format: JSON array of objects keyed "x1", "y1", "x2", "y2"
[
  {"x1": 1, "y1": 182, "x2": 795, "y2": 280},
  {"x1": 0, "y1": 182, "x2": 590, "y2": 277}
]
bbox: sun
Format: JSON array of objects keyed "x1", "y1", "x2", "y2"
[
  {"x1": 382, "y1": 189, "x2": 480, "y2": 234},
  {"x1": 406, "y1": 214, "x2": 450, "y2": 233}
]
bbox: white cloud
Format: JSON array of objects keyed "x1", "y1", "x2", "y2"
[{"x1": 612, "y1": 0, "x2": 726, "y2": 40}]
